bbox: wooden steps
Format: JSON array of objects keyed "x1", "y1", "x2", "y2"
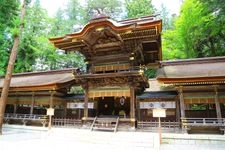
[{"x1": 91, "y1": 117, "x2": 119, "y2": 132}]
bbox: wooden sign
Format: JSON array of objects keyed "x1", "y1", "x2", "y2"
[
  {"x1": 47, "y1": 108, "x2": 55, "y2": 116},
  {"x1": 153, "y1": 108, "x2": 166, "y2": 118},
  {"x1": 67, "y1": 102, "x2": 94, "y2": 109},
  {"x1": 139, "y1": 102, "x2": 175, "y2": 109}
]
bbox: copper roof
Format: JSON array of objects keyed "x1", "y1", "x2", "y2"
[
  {"x1": 157, "y1": 56, "x2": 225, "y2": 85},
  {"x1": 0, "y1": 69, "x2": 75, "y2": 91},
  {"x1": 137, "y1": 91, "x2": 177, "y2": 100}
]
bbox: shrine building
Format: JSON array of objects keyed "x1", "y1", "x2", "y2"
[{"x1": 1, "y1": 15, "x2": 225, "y2": 133}]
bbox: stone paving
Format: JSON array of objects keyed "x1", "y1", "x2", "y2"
[{"x1": 0, "y1": 125, "x2": 225, "y2": 150}]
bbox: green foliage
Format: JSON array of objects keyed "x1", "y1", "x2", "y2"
[
  {"x1": 159, "y1": 4, "x2": 176, "y2": 31},
  {"x1": 13, "y1": 0, "x2": 85, "y2": 73},
  {"x1": 125, "y1": 0, "x2": 155, "y2": 18},
  {"x1": 69, "y1": 86, "x2": 84, "y2": 94},
  {"x1": 162, "y1": 30, "x2": 186, "y2": 60},
  {"x1": 163, "y1": 0, "x2": 225, "y2": 59},
  {"x1": 0, "y1": 0, "x2": 19, "y2": 75},
  {"x1": 144, "y1": 68, "x2": 156, "y2": 78},
  {"x1": 64, "y1": 0, "x2": 86, "y2": 29},
  {"x1": 190, "y1": 104, "x2": 207, "y2": 110},
  {"x1": 10, "y1": 28, "x2": 20, "y2": 38},
  {"x1": 15, "y1": 0, "x2": 48, "y2": 73},
  {"x1": 85, "y1": 0, "x2": 123, "y2": 21},
  {"x1": 195, "y1": 0, "x2": 225, "y2": 57}
]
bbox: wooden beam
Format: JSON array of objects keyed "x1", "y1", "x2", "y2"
[
  {"x1": 83, "y1": 45, "x2": 122, "y2": 54},
  {"x1": 90, "y1": 58, "x2": 129, "y2": 64},
  {"x1": 58, "y1": 44, "x2": 85, "y2": 51},
  {"x1": 55, "y1": 41, "x2": 84, "y2": 48},
  {"x1": 76, "y1": 71, "x2": 142, "y2": 78},
  {"x1": 92, "y1": 53, "x2": 129, "y2": 61},
  {"x1": 145, "y1": 50, "x2": 158, "y2": 54},
  {"x1": 158, "y1": 77, "x2": 225, "y2": 85}
]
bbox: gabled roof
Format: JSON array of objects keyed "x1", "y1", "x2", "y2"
[
  {"x1": 49, "y1": 15, "x2": 162, "y2": 66},
  {"x1": 49, "y1": 15, "x2": 162, "y2": 44},
  {"x1": 157, "y1": 56, "x2": 225, "y2": 85},
  {"x1": 0, "y1": 69, "x2": 76, "y2": 92}
]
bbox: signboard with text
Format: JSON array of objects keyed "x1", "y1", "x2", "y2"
[
  {"x1": 67, "y1": 102, "x2": 94, "y2": 109},
  {"x1": 153, "y1": 108, "x2": 166, "y2": 118},
  {"x1": 47, "y1": 108, "x2": 55, "y2": 116}
]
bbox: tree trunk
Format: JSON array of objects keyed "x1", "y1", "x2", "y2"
[{"x1": 0, "y1": 0, "x2": 27, "y2": 135}]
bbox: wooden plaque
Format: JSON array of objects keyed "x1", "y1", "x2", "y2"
[{"x1": 153, "y1": 108, "x2": 166, "y2": 118}]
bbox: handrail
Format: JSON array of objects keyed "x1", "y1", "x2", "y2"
[
  {"x1": 114, "y1": 117, "x2": 119, "y2": 132},
  {"x1": 90, "y1": 116, "x2": 97, "y2": 131}
]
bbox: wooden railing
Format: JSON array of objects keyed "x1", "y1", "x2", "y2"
[
  {"x1": 181, "y1": 118, "x2": 225, "y2": 134},
  {"x1": 4, "y1": 113, "x2": 48, "y2": 126},
  {"x1": 52, "y1": 118, "x2": 82, "y2": 127},
  {"x1": 181, "y1": 118, "x2": 225, "y2": 128},
  {"x1": 93, "y1": 63, "x2": 130, "y2": 73},
  {"x1": 90, "y1": 116, "x2": 97, "y2": 131},
  {"x1": 4, "y1": 113, "x2": 47, "y2": 119},
  {"x1": 138, "y1": 120, "x2": 180, "y2": 130}
]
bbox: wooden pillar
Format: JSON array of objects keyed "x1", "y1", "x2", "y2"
[
  {"x1": 214, "y1": 86, "x2": 222, "y2": 119},
  {"x1": 48, "y1": 91, "x2": 54, "y2": 130},
  {"x1": 13, "y1": 104, "x2": 17, "y2": 114},
  {"x1": 130, "y1": 86, "x2": 135, "y2": 119},
  {"x1": 83, "y1": 86, "x2": 89, "y2": 119},
  {"x1": 176, "y1": 99, "x2": 181, "y2": 123},
  {"x1": 178, "y1": 87, "x2": 185, "y2": 118},
  {"x1": 137, "y1": 101, "x2": 141, "y2": 121},
  {"x1": 130, "y1": 86, "x2": 135, "y2": 128},
  {"x1": 49, "y1": 91, "x2": 54, "y2": 108},
  {"x1": 30, "y1": 92, "x2": 35, "y2": 115},
  {"x1": 64, "y1": 102, "x2": 67, "y2": 117},
  {"x1": 78, "y1": 109, "x2": 81, "y2": 119}
]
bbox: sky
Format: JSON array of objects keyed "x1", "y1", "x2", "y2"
[{"x1": 39, "y1": 0, "x2": 182, "y2": 17}]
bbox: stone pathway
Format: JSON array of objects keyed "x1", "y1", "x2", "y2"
[
  {"x1": 0, "y1": 125, "x2": 225, "y2": 150},
  {"x1": 0, "y1": 125, "x2": 158, "y2": 150}
]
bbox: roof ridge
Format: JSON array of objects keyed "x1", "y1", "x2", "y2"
[
  {"x1": 160, "y1": 56, "x2": 225, "y2": 66},
  {"x1": 0, "y1": 68, "x2": 76, "y2": 78}
]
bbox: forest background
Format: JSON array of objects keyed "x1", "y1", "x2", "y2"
[{"x1": 0, "y1": 0, "x2": 224, "y2": 76}]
